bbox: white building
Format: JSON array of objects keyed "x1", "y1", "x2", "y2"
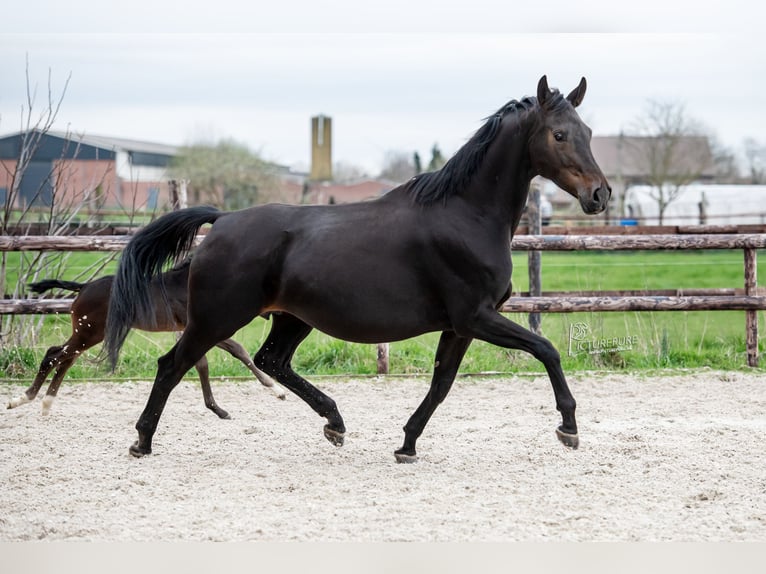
[{"x1": 624, "y1": 184, "x2": 766, "y2": 226}]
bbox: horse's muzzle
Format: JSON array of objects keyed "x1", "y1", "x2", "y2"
[{"x1": 579, "y1": 183, "x2": 611, "y2": 214}]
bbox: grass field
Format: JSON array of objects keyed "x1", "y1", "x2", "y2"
[{"x1": 1, "y1": 249, "x2": 765, "y2": 381}]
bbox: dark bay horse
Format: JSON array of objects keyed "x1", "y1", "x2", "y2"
[
  {"x1": 105, "y1": 76, "x2": 610, "y2": 461},
  {"x1": 8, "y1": 262, "x2": 285, "y2": 416}
]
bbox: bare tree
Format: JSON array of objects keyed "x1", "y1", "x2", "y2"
[
  {"x1": 1, "y1": 60, "x2": 121, "y2": 349},
  {"x1": 743, "y1": 138, "x2": 766, "y2": 184},
  {"x1": 627, "y1": 100, "x2": 713, "y2": 224},
  {"x1": 378, "y1": 150, "x2": 416, "y2": 183},
  {"x1": 170, "y1": 139, "x2": 281, "y2": 210}
]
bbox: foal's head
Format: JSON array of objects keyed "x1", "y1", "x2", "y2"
[{"x1": 528, "y1": 76, "x2": 611, "y2": 214}]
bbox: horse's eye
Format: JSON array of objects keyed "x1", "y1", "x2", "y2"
[{"x1": 553, "y1": 131, "x2": 566, "y2": 142}]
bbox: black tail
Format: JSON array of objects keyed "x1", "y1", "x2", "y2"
[
  {"x1": 104, "y1": 205, "x2": 224, "y2": 370},
  {"x1": 29, "y1": 279, "x2": 87, "y2": 294}
]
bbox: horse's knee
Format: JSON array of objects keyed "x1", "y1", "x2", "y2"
[
  {"x1": 534, "y1": 340, "x2": 561, "y2": 366},
  {"x1": 318, "y1": 395, "x2": 339, "y2": 418}
]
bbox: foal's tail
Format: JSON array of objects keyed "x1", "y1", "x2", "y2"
[
  {"x1": 104, "y1": 205, "x2": 224, "y2": 370},
  {"x1": 29, "y1": 279, "x2": 87, "y2": 294}
]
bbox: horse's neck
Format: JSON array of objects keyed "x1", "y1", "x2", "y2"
[
  {"x1": 468, "y1": 114, "x2": 536, "y2": 233},
  {"x1": 509, "y1": 181, "x2": 532, "y2": 236}
]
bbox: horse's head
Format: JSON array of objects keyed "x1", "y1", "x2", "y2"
[{"x1": 529, "y1": 76, "x2": 611, "y2": 214}]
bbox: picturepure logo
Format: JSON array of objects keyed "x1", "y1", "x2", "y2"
[{"x1": 567, "y1": 322, "x2": 639, "y2": 356}]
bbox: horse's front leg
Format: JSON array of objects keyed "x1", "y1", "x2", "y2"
[
  {"x1": 131, "y1": 338, "x2": 209, "y2": 457},
  {"x1": 395, "y1": 331, "x2": 473, "y2": 463},
  {"x1": 460, "y1": 308, "x2": 579, "y2": 449}
]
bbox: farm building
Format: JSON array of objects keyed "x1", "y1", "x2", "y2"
[
  {"x1": 0, "y1": 125, "x2": 394, "y2": 211},
  {"x1": 590, "y1": 135, "x2": 716, "y2": 190},
  {"x1": 0, "y1": 130, "x2": 177, "y2": 212},
  {"x1": 537, "y1": 135, "x2": 722, "y2": 223}
]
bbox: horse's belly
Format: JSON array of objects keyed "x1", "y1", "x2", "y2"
[
  {"x1": 277, "y1": 279, "x2": 449, "y2": 344},
  {"x1": 300, "y1": 312, "x2": 446, "y2": 344}
]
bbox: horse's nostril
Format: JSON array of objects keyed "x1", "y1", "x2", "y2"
[{"x1": 593, "y1": 186, "x2": 607, "y2": 205}]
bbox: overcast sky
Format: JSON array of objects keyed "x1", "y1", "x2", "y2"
[{"x1": 1, "y1": 1, "x2": 763, "y2": 175}]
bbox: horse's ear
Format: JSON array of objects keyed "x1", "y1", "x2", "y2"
[
  {"x1": 537, "y1": 75, "x2": 550, "y2": 107},
  {"x1": 566, "y1": 77, "x2": 587, "y2": 108}
]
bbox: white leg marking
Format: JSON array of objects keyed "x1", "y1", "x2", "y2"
[
  {"x1": 41, "y1": 395, "x2": 55, "y2": 416},
  {"x1": 252, "y1": 365, "x2": 287, "y2": 400},
  {"x1": 8, "y1": 394, "x2": 31, "y2": 409}
]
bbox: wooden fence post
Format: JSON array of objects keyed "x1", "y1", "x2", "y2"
[
  {"x1": 377, "y1": 343, "x2": 389, "y2": 375},
  {"x1": 744, "y1": 248, "x2": 759, "y2": 367},
  {"x1": 179, "y1": 180, "x2": 189, "y2": 209},
  {"x1": 169, "y1": 179, "x2": 179, "y2": 210},
  {"x1": 527, "y1": 184, "x2": 542, "y2": 334}
]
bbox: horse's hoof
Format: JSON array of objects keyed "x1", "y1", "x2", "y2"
[
  {"x1": 129, "y1": 442, "x2": 151, "y2": 458},
  {"x1": 394, "y1": 450, "x2": 419, "y2": 463},
  {"x1": 323, "y1": 425, "x2": 345, "y2": 447},
  {"x1": 7, "y1": 395, "x2": 30, "y2": 409},
  {"x1": 556, "y1": 427, "x2": 579, "y2": 449}
]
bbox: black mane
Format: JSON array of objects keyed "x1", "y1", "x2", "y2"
[{"x1": 407, "y1": 94, "x2": 564, "y2": 205}]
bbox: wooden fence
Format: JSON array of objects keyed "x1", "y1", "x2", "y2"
[{"x1": 1, "y1": 232, "x2": 764, "y2": 367}]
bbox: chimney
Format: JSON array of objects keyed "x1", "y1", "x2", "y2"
[{"x1": 310, "y1": 115, "x2": 333, "y2": 181}]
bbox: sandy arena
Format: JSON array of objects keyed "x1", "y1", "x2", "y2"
[{"x1": 1, "y1": 369, "x2": 764, "y2": 542}]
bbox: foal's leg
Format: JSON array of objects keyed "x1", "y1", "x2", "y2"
[
  {"x1": 395, "y1": 331, "x2": 473, "y2": 463},
  {"x1": 215, "y1": 338, "x2": 287, "y2": 399},
  {"x1": 39, "y1": 356, "x2": 81, "y2": 415},
  {"x1": 253, "y1": 313, "x2": 346, "y2": 446},
  {"x1": 37, "y1": 329, "x2": 101, "y2": 414},
  {"x1": 7, "y1": 345, "x2": 61, "y2": 409},
  {"x1": 462, "y1": 307, "x2": 579, "y2": 448},
  {"x1": 8, "y1": 337, "x2": 93, "y2": 414},
  {"x1": 192, "y1": 354, "x2": 230, "y2": 420}
]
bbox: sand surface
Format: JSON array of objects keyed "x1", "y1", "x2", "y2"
[{"x1": 1, "y1": 370, "x2": 765, "y2": 541}]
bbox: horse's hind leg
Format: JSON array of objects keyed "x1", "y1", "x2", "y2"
[
  {"x1": 37, "y1": 333, "x2": 100, "y2": 414},
  {"x1": 253, "y1": 313, "x2": 346, "y2": 446},
  {"x1": 7, "y1": 345, "x2": 62, "y2": 409},
  {"x1": 395, "y1": 331, "x2": 473, "y2": 463},
  {"x1": 215, "y1": 338, "x2": 286, "y2": 400},
  {"x1": 8, "y1": 339, "x2": 89, "y2": 414},
  {"x1": 193, "y1": 355, "x2": 230, "y2": 419}
]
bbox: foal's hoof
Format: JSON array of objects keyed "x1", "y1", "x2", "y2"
[
  {"x1": 323, "y1": 425, "x2": 345, "y2": 447},
  {"x1": 394, "y1": 451, "x2": 419, "y2": 464},
  {"x1": 129, "y1": 442, "x2": 152, "y2": 458},
  {"x1": 556, "y1": 427, "x2": 579, "y2": 449}
]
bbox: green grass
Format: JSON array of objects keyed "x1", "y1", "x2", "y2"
[{"x1": 1, "y1": 249, "x2": 765, "y2": 383}]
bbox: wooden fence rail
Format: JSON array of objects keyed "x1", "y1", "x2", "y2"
[{"x1": 2, "y1": 233, "x2": 763, "y2": 366}]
